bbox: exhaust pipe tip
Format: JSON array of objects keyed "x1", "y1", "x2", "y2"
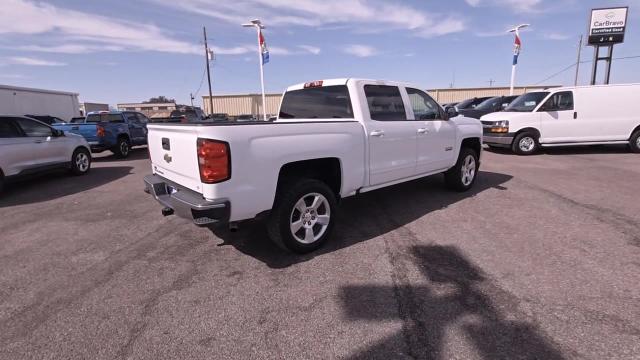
[{"x1": 161, "y1": 207, "x2": 174, "y2": 216}]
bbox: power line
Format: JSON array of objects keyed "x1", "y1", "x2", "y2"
[
  {"x1": 534, "y1": 55, "x2": 640, "y2": 85},
  {"x1": 192, "y1": 64, "x2": 207, "y2": 98}
]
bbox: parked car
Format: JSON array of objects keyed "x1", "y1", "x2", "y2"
[
  {"x1": 208, "y1": 113, "x2": 229, "y2": 122},
  {"x1": 442, "y1": 102, "x2": 459, "y2": 108},
  {"x1": 150, "y1": 107, "x2": 206, "y2": 123},
  {"x1": 24, "y1": 114, "x2": 67, "y2": 125},
  {"x1": 455, "y1": 97, "x2": 493, "y2": 111},
  {"x1": 481, "y1": 84, "x2": 640, "y2": 155},
  {"x1": 458, "y1": 96, "x2": 519, "y2": 119},
  {"x1": 70, "y1": 117, "x2": 86, "y2": 123},
  {"x1": 235, "y1": 114, "x2": 257, "y2": 122},
  {"x1": 0, "y1": 115, "x2": 91, "y2": 192},
  {"x1": 143, "y1": 78, "x2": 482, "y2": 253},
  {"x1": 52, "y1": 111, "x2": 148, "y2": 158}
]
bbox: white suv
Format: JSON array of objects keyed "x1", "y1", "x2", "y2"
[{"x1": 0, "y1": 116, "x2": 92, "y2": 192}]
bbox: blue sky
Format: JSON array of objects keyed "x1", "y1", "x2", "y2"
[{"x1": 1, "y1": 0, "x2": 639, "y2": 107}]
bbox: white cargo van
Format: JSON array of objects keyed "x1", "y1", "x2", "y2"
[{"x1": 481, "y1": 84, "x2": 640, "y2": 155}]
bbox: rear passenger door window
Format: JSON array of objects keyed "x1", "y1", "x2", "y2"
[
  {"x1": 364, "y1": 85, "x2": 408, "y2": 121},
  {"x1": 0, "y1": 119, "x2": 24, "y2": 138}
]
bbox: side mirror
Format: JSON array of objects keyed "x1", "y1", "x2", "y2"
[
  {"x1": 53, "y1": 129, "x2": 64, "y2": 137},
  {"x1": 445, "y1": 106, "x2": 458, "y2": 119}
]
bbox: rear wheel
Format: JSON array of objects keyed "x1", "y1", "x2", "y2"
[
  {"x1": 113, "y1": 137, "x2": 131, "y2": 158},
  {"x1": 630, "y1": 130, "x2": 640, "y2": 153},
  {"x1": 70, "y1": 148, "x2": 91, "y2": 175},
  {"x1": 512, "y1": 132, "x2": 539, "y2": 155},
  {"x1": 0, "y1": 171, "x2": 4, "y2": 194},
  {"x1": 267, "y1": 178, "x2": 337, "y2": 254},
  {"x1": 444, "y1": 148, "x2": 479, "y2": 192}
]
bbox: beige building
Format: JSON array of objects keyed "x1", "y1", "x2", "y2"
[
  {"x1": 117, "y1": 102, "x2": 177, "y2": 117},
  {"x1": 203, "y1": 85, "x2": 558, "y2": 117}
]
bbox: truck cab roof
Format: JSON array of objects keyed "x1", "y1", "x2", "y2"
[{"x1": 285, "y1": 78, "x2": 416, "y2": 92}]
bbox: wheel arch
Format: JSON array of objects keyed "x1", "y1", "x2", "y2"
[
  {"x1": 630, "y1": 124, "x2": 640, "y2": 139},
  {"x1": 513, "y1": 127, "x2": 541, "y2": 143},
  {"x1": 275, "y1": 158, "x2": 342, "y2": 202},
  {"x1": 460, "y1": 137, "x2": 481, "y2": 157}
]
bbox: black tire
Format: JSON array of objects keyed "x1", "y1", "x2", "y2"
[
  {"x1": 444, "y1": 147, "x2": 479, "y2": 192},
  {"x1": 70, "y1": 148, "x2": 91, "y2": 175},
  {"x1": 630, "y1": 130, "x2": 640, "y2": 153},
  {"x1": 0, "y1": 171, "x2": 4, "y2": 194},
  {"x1": 512, "y1": 132, "x2": 539, "y2": 155},
  {"x1": 113, "y1": 137, "x2": 131, "y2": 158},
  {"x1": 267, "y1": 178, "x2": 337, "y2": 254}
]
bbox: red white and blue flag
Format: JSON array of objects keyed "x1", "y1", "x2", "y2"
[
  {"x1": 513, "y1": 32, "x2": 522, "y2": 65},
  {"x1": 259, "y1": 30, "x2": 269, "y2": 65}
]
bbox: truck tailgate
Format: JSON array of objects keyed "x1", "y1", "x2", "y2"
[{"x1": 147, "y1": 124, "x2": 203, "y2": 193}]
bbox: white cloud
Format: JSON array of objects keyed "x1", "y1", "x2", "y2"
[
  {"x1": 465, "y1": 0, "x2": 542, "y2": 12},
  {"x1": 343, "y1": 44, "x2": 378, "y2": 58},
  {"x1": 0, "y1": 0, "x2": 200, "y2": 55},
  {"x1": 3, "y1": 56, "x2": 66, "y2": 66},
  {"x1": 298, "y1": 45, "x2": 321, "y2": 55},
  {"x1": 544, "y1": 32, "x2": 571, "y2": 40},
  {"x1": 149, "y1": 0, "x2": 466, "y2": 37}
]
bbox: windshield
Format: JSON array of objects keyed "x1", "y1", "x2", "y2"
[
  {"x1": 475, "y1": 97, "x2": 501, "y2": 111},
  {"x1": 86, "y1": 114, "x2": 124, "y2": 123},
  {"x1": 505, "y1": 92, "x2": 550, "y2": 112},
  {"x1": 279, "y1": 85, "x2": 353, "y2": 119},
  {"x1": 456, "y1": 97, "x2": 490, "y2": 110}
]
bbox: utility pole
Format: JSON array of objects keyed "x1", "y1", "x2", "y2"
[
  {"x1": 190, "y1": 93, "x2": 195, "y2": 107},
  {"x1": 574, "y1": 35, "x2": 583, "y2": 86},
  {"x1": 487, "y1": 79, "x2": 495, "y2": 87},
  {"x1": 203, "y1": 27, "x2": 214, "y2": 116}
]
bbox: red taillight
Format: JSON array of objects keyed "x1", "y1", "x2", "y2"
[
  {"x1": 304, "y1": 80, "x2": 323, "y2": 88},
  {"x1": 96, "y1": 125, "x2": 105, "y2": 137},
  {"x1": 197, "y1": 138, "x2": 230, "y2": 183},
  {"x1": 180, "y1": 115, "x2": 188, "y2": 123}
]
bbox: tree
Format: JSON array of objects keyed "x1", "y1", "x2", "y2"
[{"x1": 143, "y1": 96, "x2": 175, "y2": 104}]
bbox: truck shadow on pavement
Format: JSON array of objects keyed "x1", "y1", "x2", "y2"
[
  {"x1": 92, "y1": 147, "x2": 149, "y2": 162},
  {"x1": 212, "y1": 171, "x2": 513, "y2": 269},
  {"x1": 340, "y1": 245, "x2": 566, "y2": 360},
  {"x1": 485, "y1": 144, "x2": 631, "y2": 156},
  {"x1": 0, "y1": 166, "x2": 133, "y2": 208}
]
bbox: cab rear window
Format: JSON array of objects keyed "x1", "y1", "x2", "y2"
[
  {"x1": 279, "y1": 85, "x2": 353, "y2": 119},
  {"x1": 86, "y1": 114, "x2": 124, "y2": 123}
]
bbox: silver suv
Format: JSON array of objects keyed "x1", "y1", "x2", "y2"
[{"x1": 0, "y1": 116, "x2": 92, "y2": 192}]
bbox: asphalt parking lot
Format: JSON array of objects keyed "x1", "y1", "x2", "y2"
[{"x1": 0, "y1": 146, "x2": 639, "y2": 360}]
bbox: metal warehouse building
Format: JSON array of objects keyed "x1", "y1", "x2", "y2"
[{"x1": 202, "y1": 85, "x2": 558, "y2": 116}]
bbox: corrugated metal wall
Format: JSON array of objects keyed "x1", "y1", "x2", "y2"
[
  {"x1": 203, "y1": 85, "x2": 558, "y2": 116},
  {"x1": 202, "y1": 94, "x2": 281, "y2": 116}
]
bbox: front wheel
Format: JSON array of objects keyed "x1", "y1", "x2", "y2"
[
  {"x1": 267, "y1": 178, "x2": 337, "y2": 254},
  {"x1": 70, "y1": 148, "x2": 91, "y2": 175},
  {"x1": 512, "y1": 132, "x2": 539, "y2": 155},
  {"x1": 445, "y1": 148, "x2": 479, "y2": 192},
  {"x1": 629, "y1": 130, "x2": 640, "y2": 153},
  {"x1": 113, "y1": 137, "x2": 131, "y2": 158}
]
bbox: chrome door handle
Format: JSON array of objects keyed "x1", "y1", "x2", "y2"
[
  {"x1": 370, "y1": 130, "x2": 385, "y2": 137},
  {"x1": 34, "y1": 140, "x2": 44, "y2": 144},
  {"x1": 417, "y1": 128, "x2": 428, "y2": 134}
]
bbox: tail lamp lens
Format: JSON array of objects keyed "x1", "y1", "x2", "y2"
[
  {"x1": 197, "y1": 138, "x2": 230, "y2": 183},
  {"x1": 96, "y1": 125, "x2": 105, "y2": 137}
]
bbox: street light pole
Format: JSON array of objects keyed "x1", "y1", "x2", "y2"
[
  {"x1": 508, "y1": 24, "x2": 529, "y2": 96},
  {"x1": 243, "y1": 19, "x2": 267, "y2": 121},
  {"x1": 203, "y1": 26, "x2": 214, "y2": 116},
  {"x1": 574, "y1": 35, "x2": 583, "y2": 86}
]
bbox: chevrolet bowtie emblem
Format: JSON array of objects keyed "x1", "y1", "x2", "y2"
[{"x1": 164, "y1": 153, "x2": 172, "y2": 163}]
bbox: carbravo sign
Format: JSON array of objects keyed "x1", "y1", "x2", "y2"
[{"x1": 588, "y1": 7, "x2": 629, "y2": 45}]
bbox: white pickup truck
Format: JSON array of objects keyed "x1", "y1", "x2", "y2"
[{"x1": 144, "y1": 79, "x2": 482, "y2": 253}]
